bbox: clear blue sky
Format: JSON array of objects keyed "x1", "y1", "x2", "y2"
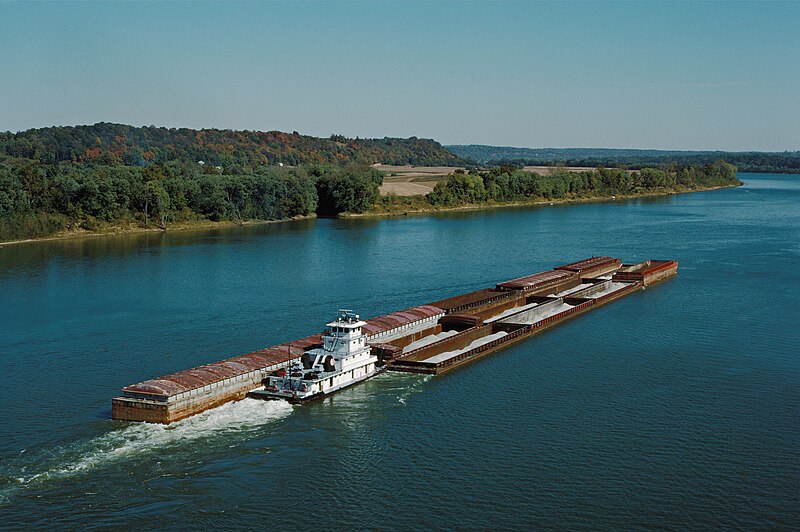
[{"x1": 1, "y1": 1, "x2": 798, "y2": 151}]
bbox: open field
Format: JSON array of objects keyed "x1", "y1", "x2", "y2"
[
  {"x1": 373, "y1": 164, "x2": 463, "y2": 178},
  {"x1": 374, "y1": 164, "x2": 462, "y2": 196},
  {"x1": 523, "y1": 165, "x2": 599, "y2": 175},
  {"x1": 376, "y1": 164, "x2": 607, "y2": 196},
  {"x1": 380, "y1": 181, "x2": 438, "y2": 196}
]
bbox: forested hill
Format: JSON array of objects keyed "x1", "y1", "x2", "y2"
[
  {"x1": 0, "y1": 123, "x2": 465, "y2": 169},
  {"x1": 0, "y1": 123, "x2": 741, "y2": 243},
  {"x1": 448, "y1": 145, "x2": 800, "y2": 173}
]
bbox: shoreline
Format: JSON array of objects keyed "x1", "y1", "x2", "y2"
[
  {"x1": 0, "y1": 215, "x2": 316, "y2": 247},
  {"x1": 344, "y1": 183, "x2": 742, "y2": 219},
  {"x1": 0, "y1": 183, "x2": 739, "y2": 247}
]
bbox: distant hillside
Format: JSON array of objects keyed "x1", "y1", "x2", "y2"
[
  {"x1": 448, "y1": 145, "x2": 800, "y2": 173},
  {"x1": 0, "y1": 123, "x2": 465, "y2": 168}
]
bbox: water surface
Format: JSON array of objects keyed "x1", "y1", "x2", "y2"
[{"x1": 1, "y1": 174, "x2": 798, "y2": 528}]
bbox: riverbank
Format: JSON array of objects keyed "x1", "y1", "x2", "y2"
[
  {"x1": 0, "y1": 215, "x2": 316, "y2": 247},
  {"x1": 344, "y1": 182, "x2": 742, "y2": 219},
  {"x1": 1, "y1": 172, "x2": 796, "y2": 529},
  {"x1": 0, "y1": 183, "x2": 740, "y2": 247}
]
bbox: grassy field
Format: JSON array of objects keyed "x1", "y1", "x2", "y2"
[
  {"x1": 375, "y1": 164, "x2": 605, "y2": 196},
  {"x1": 523, "y1": 165, "x2": 599, "y2": 175},
  {"x1": 374, "y1": 164, "x2": 463, "y2": 196}
]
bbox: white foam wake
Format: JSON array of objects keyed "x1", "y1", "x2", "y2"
[
  {"x1": 3, "y1": 398, "x2": 293, "y2": 494},
  {"x1": 373, "y1": 372, "x2": 432, "y2": 405}
]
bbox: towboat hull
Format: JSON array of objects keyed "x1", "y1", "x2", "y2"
[{"x1": 247, "y1": 365, "x2": 386, "y2": 404}]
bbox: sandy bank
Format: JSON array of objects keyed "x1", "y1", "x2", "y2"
[{"x1": 0, "y1": 215, "x2": 316, "y2": 247}]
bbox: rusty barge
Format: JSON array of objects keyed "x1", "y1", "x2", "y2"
[{"x1": 112, "y1": 257, "x2": 678, "y2": 424}]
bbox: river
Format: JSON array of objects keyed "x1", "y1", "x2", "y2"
[{"x1": 0, "y1": 174, "x2": 798, "y2": 528}]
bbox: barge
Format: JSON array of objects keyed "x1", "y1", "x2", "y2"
[{"x1": 112, "y1": 256, "x2": 677, "y2": 423}]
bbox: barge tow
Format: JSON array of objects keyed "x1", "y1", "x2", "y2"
[{"x1": 111, "y1": 256, "x2": 678, "y2": 423}]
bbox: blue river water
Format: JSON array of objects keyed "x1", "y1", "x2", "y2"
[{"x1": 0, "y1": 174, "x2": 798, "y2": 528}]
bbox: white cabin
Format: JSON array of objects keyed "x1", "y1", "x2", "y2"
[{"x1": 255, "y1": 309, "x2": 380, "y2": 402}]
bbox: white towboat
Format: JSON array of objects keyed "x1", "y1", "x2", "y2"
[{"x1": 249, "y1": 309, "x2": 382, "y2": 403}]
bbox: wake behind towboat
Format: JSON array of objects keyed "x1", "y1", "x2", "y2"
[{"x1": 248, "y1": 309, "x2": 383, "y2": 403}]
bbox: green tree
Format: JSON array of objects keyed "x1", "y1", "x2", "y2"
[{"x1": 146, "y1": 180, "x2": 171, "y2": 228}]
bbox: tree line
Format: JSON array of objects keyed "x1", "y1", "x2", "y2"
[
  {"x1": 0, "y1": 123, "x2": 464, "y2": 169},
  {"x1": 0, "y1": 146, "x2": 740, "y2": 242},
  {"x1": 0, "y1": 161, "x2": 382, "y2": 241},
  {"x1": 448, "y1": 145, "x2": 800, "y2": 174},
  {"x1": 424, "y1": 162, "x2": 740, "y2": 206}
]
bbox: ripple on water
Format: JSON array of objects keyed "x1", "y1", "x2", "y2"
[
  {"x1": 1, "y1": 174, "x2": 799, "y2": 528},
  {"x1": 0, "y1": 398, "x2": 292, "y2": 502}
]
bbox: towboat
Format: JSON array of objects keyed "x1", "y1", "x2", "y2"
[{"x1": 249, "y1": 309, "x2": 382, "y2": 403}]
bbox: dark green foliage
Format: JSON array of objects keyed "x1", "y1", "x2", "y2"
[
  {"x1": 427, "y1": 162, "x2": 739, "y2": 206},
  {"x1": 315, "y1": 164, "x2": 382, "y2": 215},
  {"x1": 0, "y1": 157, "x2": 377, "y2": 240},
  {"x1": 0, "y1": 121, "x2": 741, "y2": 242},
  {"x1": 0, "y1": 122, "x2": 452, "y2": 239},
  {"x1": 427, "y1": 173, "x2": 488, "y2": 206},
  {"x1": 0, "y1": 212, "x2": 67, "y2": 242}
]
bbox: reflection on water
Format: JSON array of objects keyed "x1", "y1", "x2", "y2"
[
  {"x1": 0, "y1": 174, "x2": 799, "y2": 528},
  {"x1": 0, "y1": 218, "x2": 320, "y2": 279}
]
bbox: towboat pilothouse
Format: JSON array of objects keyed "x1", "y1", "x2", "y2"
[{"x1": 249, "y1": 310, "x2": 381, "y2": 403}]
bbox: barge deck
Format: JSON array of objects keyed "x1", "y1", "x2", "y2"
[{"x1": 112, "y1": 256, "x2": 678, "y2": 423}]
